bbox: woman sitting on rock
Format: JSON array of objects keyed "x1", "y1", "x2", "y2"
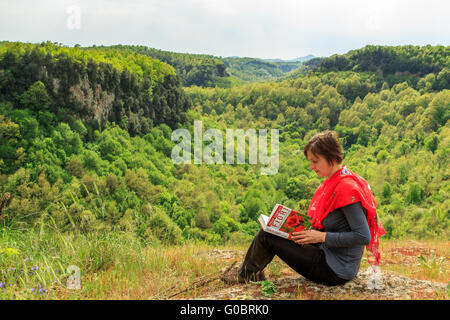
[{"x1": 222, "y1": 130, "x2": 385, "y2": 286}]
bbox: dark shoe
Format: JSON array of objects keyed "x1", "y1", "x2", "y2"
[
  {"x1": 255, "y1": 270, "x2": 266, "y2": 281},
  {"x1": 220, "y1": 263, "x2": 266, "y2": 285}
]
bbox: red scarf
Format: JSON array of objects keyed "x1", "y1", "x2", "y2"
[{"x1": 308, "y1": 165, "x2": 385, "y2": 269}]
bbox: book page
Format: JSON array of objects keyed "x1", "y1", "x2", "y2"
[{"x1": 260, "y1": 214, "x2": 269, "y2": 225}]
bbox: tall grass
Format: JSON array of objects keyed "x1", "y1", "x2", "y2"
[
  {"x1": 1, "y1": 221, "x2": 448, "y2": 299},
  {"x1": 0, "y1": 220, "x2": 225, "y2": 299},
  {"x1": 377, "y1": 239, "x2": 449, "y2": 283}
]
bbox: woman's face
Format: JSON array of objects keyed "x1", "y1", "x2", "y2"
[{"x1": 306, "y1": 150, "x2": 337, "y2": 178}]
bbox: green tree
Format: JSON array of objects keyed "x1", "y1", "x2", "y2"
[
  {"x1": 20, "y1": 81, "x2": 51, "y2": 111},
  {"x1": 99, "y1": 138, "x2": 123, "y2": 161},
  {"x1": 212, "y1": 214, "x2": 239, "y2": 241},
  {"x1": 82, "y1": 150, "x2": 102, "y2": 173},
  {"x1": 285, "y1": 176, "x2": 308, "y2": 200},
  {"x1": 382, "y1": 182, "x2": 393, "y2": 200},
  {"x1": 241, "y1": 189, "x2": 267, "y2": 223},
  {"x1": 406, "y1": 183, "x2": 425, "y2": 204},
  {"x1": 65, "y1": 157, "x2": 85, "y2": 178},
  {"x1": 424, "y1": 133, "x2": 439, "y2": 153},
  {"x1": 377, "y1": 150, "x2": 389, "y2": 163},
  {"x1": 0, "y1": 115, "x2": 21, "y2": 173}
]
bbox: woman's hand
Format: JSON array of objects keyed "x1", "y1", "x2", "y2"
[{"x1": 292, "y1": 230, "x2": 326, "y2": 245}]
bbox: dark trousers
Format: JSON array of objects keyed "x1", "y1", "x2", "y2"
[{"x1": 239, "y1": 230, "x2": 348, "y2": 286}]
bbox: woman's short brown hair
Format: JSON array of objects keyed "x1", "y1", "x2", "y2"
[{"x1": 303, "y1": 130, "x2": 343, "y2": 165}]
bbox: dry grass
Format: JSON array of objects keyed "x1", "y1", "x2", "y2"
[
  {"x1": 376, "y1": 239, "x2": 449, "y2": 283},
  {"x1": 52, "y1": 242, "x2": 229, "y2": 299},
  {"x1": 54, "y1": 239, "x2": 448, "y2": 300},
  {"x1": 1, "y1": 229, "x2": 448, "y2": 300}
]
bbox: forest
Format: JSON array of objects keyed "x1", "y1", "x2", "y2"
[
  {"x1": 96, "y1": 44, "x2": 229, "y2": 87},
  {"x1": 0, "y1": 41, "x2": 448, "y2": 249},
  {"x1": 84, "y1": 44, "x2": 315, "y2": 87}
]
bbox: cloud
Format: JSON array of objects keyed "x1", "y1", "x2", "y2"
[{"x1": 0, "y1": 0, "x2": 448, "y2": 59}]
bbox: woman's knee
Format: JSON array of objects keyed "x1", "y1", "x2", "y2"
[
  {"x1": 256, "y1": 229, "x2": 289, "y2": 251},
  {"x1": 256, "y1": 229, "x2": 272, "y2": 244}
]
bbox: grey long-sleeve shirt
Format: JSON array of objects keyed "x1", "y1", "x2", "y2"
[{"x1": 319, "y1": 202, "x2": 371, "y2": 280}]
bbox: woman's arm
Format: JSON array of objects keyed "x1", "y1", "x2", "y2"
[{"x1": 323, "y1": 202, "x2": 371, "y2": 248}]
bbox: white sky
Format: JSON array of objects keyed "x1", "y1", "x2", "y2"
[{"x1": 0, "y1": 0, "x2": 448, "y2": 59}]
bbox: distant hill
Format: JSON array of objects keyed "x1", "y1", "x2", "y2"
[
  {"x1": 317, "y1": 45, "x2": 449, "y2": 76},
  {"x1": 221, "y1": 56, "x2": 306, "y2": 82},
  {"x1": 263, "y1": 54, "x2": 316, "y2": 63},
  {"x1": 104, "y1": 47, "x2": 316, "y2": 86},
  {"x1": 80, "y1": 46, "x2": 316, "y2": 87}
]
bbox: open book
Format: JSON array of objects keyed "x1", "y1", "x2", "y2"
[{"x1": 258, "y1": 204, "x2": 312, "y2": 240}]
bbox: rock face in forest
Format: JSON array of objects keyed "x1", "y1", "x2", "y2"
[{"x1": 0, "y1": 42, "x2": 191, "y2": 136}]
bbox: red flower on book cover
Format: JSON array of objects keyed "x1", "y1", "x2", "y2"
[
  {"x1": 293, "y1": 225, "x2": 305, "y2": 232},
  {"x1": 285, "y1": 215, "x2": 307, "y2": 234},
  {"x1": 287, "y1": 215, "x2": 304, "y2": 228}
]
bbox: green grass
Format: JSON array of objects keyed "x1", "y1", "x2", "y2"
[
  {"x1": 1, "y1": 225, "x2": 448, "y2": 300},
  {"x1": 0, "y1": 224, "x2": 224, "y2": 299}
]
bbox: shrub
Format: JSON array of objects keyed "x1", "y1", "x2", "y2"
[
  {"x1": 147, "y1": 206, "x2": 183, "y2": 245},
  {"x1": 407, "y1": 183, "x2": 425, "y2": 204}
]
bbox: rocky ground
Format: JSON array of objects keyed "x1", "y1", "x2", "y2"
[{"x1": 189, "y1": 249, "x2": 449, "y2": 300}]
